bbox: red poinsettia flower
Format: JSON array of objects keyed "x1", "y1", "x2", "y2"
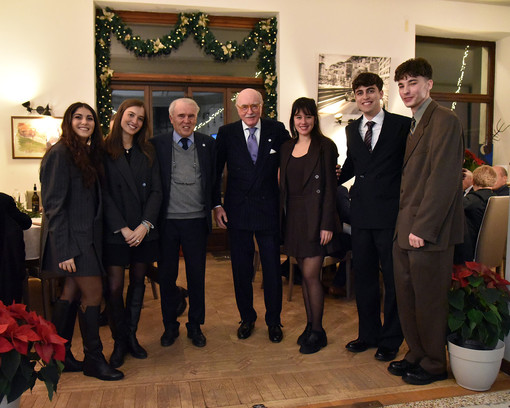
[
  {"x1": 32, "y1": 316, "x2": 66, "y2": 363},
  {"x1": 452, "y1": 264, "x2": 473, "y2": 288}
]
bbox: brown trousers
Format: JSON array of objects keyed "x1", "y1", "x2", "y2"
[{"x1": 392, "y1": 243, "x2": 454, "y2": 374}]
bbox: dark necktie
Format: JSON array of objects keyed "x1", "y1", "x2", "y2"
[
  {"x1": 409, "y1": 117, "x2": 416, "y2": 138},
  {"x1": 364, "y1": 121, "x2": 374, "y2": 153},
  {"x1": 247, "y1": 127, "x2": 258, "y2": 163},
  {"x1": 180, "y1": 138, "x2": 189, "y2": 150}
]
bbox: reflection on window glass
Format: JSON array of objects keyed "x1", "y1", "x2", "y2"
[
  {"x1": 193, "y1": 92, "x2": 224, "y2": 138},
  {"x1": 112, "y1": 90, "x2": 144, "y2": 112},
  {"x1": 152, "y1": 91, "x2": 185, "y2": 138},
  {"x1": 438, "y1": 101, "x2": 487, "y2": 157},
  {"x1": 416, "y1": 43, "x2": 488, "y2": 94}
]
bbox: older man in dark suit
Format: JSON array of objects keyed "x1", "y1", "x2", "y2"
[
  {"x1": 152, "y1": 98, "x2": 216, "y2": 348},
  {"x1": 389, "y1": 58, "x2": 464, "y2": 385},
  {"x1": 214, "y1": 88, "x2": 290, "y2": 342},
  {"x1": 339, "y1": 72, "x2": 409, "y2": 362}
]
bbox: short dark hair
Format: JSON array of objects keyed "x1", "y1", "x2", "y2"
[
  {"x1": 352, "y1": 72, "x2": 383, "y2": 92},
  {"x1": 394, "y1": 57, "x2": 433, "y2": 81}
]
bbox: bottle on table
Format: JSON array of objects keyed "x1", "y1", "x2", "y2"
[{"x1": 32, "y1": 184, "x2": 39, "y2": 212}]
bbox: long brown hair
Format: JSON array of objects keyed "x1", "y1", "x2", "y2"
[
  {"x1": 105, "y1": 99, "x2": 154, "y2": 164},
  {"x1": 49, "y1": 102, "x2": 104, "y2": 188}
]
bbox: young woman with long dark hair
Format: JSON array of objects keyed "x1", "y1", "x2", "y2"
[
  {"x1": 40, "y1": 102, "x2": 123, "y2": 381},
  {"x1": 103, "y1": 99, "x2": 161, "y2": 368}
]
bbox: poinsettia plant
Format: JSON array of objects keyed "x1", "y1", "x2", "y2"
[
  {"x1": 463, "y1": 149, "x2": 486, "y2": 172},
  {"x1": 449, "y1": 262, "x2": 510, "y2": 350},
  {"x1": 0, "y1": 301, "x2": 66, "y2": 404}
]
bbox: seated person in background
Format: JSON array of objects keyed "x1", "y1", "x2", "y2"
[
  {"x1": 462, "y1": 168, "x2": 473, "y2": 196},
  {"x1": 327, "y1": 185, "x2": 352, "y2": 297},
  {"x1": 455, "y1": 165, "x2": 497, "y2": 263},
  {"x1": 0, "y1": 192, "x2": 32, "y2": 304},
  {"x1": 492, "y1": 165, "x2": 509, "y2": 196}
]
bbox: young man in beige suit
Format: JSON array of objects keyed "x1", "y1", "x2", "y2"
[{"x1": 388, "y1": 58, "x2": 464, "y2": 385}]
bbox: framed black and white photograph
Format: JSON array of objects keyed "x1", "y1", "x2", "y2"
[{"x1": 318, "y1": 54, "x2": 391, "y2": 124}]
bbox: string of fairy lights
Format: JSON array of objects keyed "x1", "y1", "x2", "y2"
[
  {"x1": 95, "y1": 8, "x2": 278, "y2": 135},
  {"x1": 451, "y1": 45, "x2": 470, "y2": 111}
]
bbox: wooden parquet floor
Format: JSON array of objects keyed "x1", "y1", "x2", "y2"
[{"x1": 21, "y1": 254, "x2": 510, "y2": 407}]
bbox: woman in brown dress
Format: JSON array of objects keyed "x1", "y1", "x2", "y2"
[{"x1": 280, "y1": 97, "x2": 340, "y2": 354}]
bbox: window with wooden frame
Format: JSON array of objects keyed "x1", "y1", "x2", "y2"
[
  {"x1": 416, "y1": 36, "x2": 495, "y2": 162},
  {"x1": 107, "y1": 11, "x2": 268, "y2": 138}
]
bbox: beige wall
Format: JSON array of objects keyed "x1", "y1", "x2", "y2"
[{"x1": 1, "y1": 0, "x2": 510, "y2": 194}]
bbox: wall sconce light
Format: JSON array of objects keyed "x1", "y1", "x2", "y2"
[
  {"x1": 22, "y1": 101, "x2": 52, "y2": 116},
  {"x1": 334, "y1": 112, "x2": 343, "y2": 124}
]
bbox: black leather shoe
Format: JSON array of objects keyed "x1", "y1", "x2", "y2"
[
  {"x1": 268, "y1": 325, "x2": 283, "y2": 343},
  {"x1": 186, "y1": 323, "x2": 206, "y2": 347},
  {"x1": 402, "y1": 365, "x2": 448, "y2": 385},
  {"x1": 237, "y1": 321, "x2": 255, "y2": 339},
  {"x1": 299, "y1": 329, "x2": 327, "y2": 354},
  {"x1": 387, "y1": 359, "x2": 418, "y2": 376},
  {"x1": 297, "y1": 323, "x2": 312, "y2": 346},
  {"x1": 345, "y1": 339, "x2": 376, "y2": 353},
  {"x1": 160, "y1": 327, "x2": 179, "y2": 347},
  {"x1": 374, "y1": 347, "x2": 398, "y2": 362}
]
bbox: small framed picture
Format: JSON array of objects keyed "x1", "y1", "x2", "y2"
[{"x1": 11, "y1": 116, "x2": 62, "y2": 159}]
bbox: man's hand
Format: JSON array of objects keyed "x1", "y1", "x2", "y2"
[
  {"x1": 409, "y1": 233, "x2": 425, "y2": 248},
  {"x1": 336, "y1": 164, "x2": 341, "y2": 180},
  {"x1": 214, "y1": 206, "x2": 228, "y2": 229}
]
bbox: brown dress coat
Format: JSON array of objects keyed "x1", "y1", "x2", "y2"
[{"x1": 393, "y1": 99, "x2": 464, "y2": 375}]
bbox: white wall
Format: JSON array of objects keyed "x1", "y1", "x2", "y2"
[{"x1": 1, "y1": 0, "x2": 510, "y2": 194}]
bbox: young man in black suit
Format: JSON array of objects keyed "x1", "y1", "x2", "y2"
[
  {"x1": 214, "y1": 88, "x2": 290, "y2": 343},
  {"x1": 339, "y1": 72, "x2": 410, "y2": 362},
  {"x1": 152, "y1": 98, "x2": 216, "y2": 348}
]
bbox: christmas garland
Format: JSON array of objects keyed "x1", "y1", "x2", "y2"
[{"x1": 95, "y1": 8, "x2": 278, "y2": 134}]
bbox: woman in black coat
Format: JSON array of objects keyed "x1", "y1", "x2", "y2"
[
  {"x1": 280, "y1": 97, "x2": 340, "y2": 354},
  {"x1": 0, "y1": 193, "x2": 32, "y2": 304},
  {"x1": 103, "y1": 99, "x2": 161, "y2": 368},
  {"x1": 40, "y1": 102, "x2": 123, "y2": 381}
]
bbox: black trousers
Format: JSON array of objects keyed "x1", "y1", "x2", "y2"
[
  {"x1": 158, "y1": 218, "x2": 208, "y2": 329},
  {"x1": 228, "y1": 228, "x2": 282, "y2": 326},
  {"x1": 351, "y1": 226, "x2": 403, "y2": 350}
]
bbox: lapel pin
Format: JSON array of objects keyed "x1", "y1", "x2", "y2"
[
  {"x1": 268, "y1": 139, "x2": 272, "y2": 142},
  {"x1": 202, "y1": 143, "x2": 206, "y2": 147}
]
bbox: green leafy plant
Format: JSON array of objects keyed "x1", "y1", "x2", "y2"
[
  {"x1": 0, "y1": 302, "x2": 65, "y2": 404},
  {"x1": 449, "y1": 262, "x2": 510, "y2": 350}
]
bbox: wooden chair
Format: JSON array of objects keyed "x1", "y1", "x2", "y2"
[{"x1": 473, "y1": 195, "x2": 510, "y2": 275}]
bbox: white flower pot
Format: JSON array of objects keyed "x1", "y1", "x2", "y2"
[
  {"x1": 0, "y1": 397, "x2": 20, "y2": 408},
  {"x1": 448, "y1": 338, "x2": 505, "y2": 391}
]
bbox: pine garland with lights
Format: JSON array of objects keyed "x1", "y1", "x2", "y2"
[{"x1": 95, "y1": 8, "x2": 278, "y2": 134}]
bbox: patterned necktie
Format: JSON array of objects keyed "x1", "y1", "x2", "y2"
[
  {"x1": 180, "y1": 138, "x2": 189, "y2": 150},
  {"x1": 247, "y1": 127, "x2": 258, "y2": 163},
  {"x1": 409, "y1": 117, "x2": 416, "y2": 138},
  {"x1": 364, "y1": 121, "x2": 374, "y2": 153}
]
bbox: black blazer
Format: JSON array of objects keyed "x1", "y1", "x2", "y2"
[
  {"x1": 213, "y1": 119, "x2": 290, "y2": 232},
  {"x1": 152, "y1": 132, "x2": 216, "y2": 232},
  {"x1": 463, "y1": 188, "x2": 494, "y2": 261},
  {"x1": 339, "y1": 110, "x2": 410, "y2": 229},
  {"x1": 280, "y1": 136, "x2": 341, "y2": 250},
  {"x1": 103, "y1": 145, "x2": 162, "y2": 245},
  {"x1": 40, "y1": 142, "x2": 103, "y2": 274}
]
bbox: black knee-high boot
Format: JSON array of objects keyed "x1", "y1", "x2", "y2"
[
  {"x1": 78, "y1": 305, "x2": 124, "y2": 381},
  {"x1": 125, "y1": 284, "x2": 147, "y2": 359},
  {"x1": 107, "y1": 295, "x2": 128, "y2": 368},
  {"x1": 51, "y1": 299, "x2": 83, "y2": 372}
]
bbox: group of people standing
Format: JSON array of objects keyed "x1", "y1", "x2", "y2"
[{"x1": 39, "y1": 56, "x2": 466, "y2": 386}]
